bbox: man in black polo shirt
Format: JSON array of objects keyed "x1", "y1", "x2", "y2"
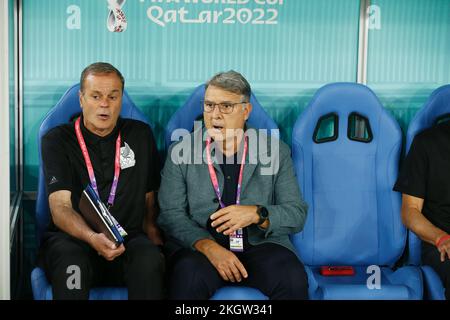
[
  {"x1": 38, "y1": 62, "x2": 164, "y2": 299},
  {"x1": 394, "y1": 121, "x2": 450, "y2": 299}
]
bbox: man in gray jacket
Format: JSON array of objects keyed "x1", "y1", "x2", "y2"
[{"x1": 158, "y1": 70, "x2": 308, "y2": 299}]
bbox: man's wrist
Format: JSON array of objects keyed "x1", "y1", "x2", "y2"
[
  {"x1": 435, "y1": 234, "x2": 450, "y2": 248},
  {"x1": 87, "y1": 231, "x2": 96, "y2": 246},
  {"x1": 194, "y1": 238, "x2": 217, "y2": 254},
  {"x1": 256, "y1": 205, "x2": 269, "y2": 226},
  {"x1": 145, "y1": 221, "x2": 158, "y2": 229},
  {"x1": 144, "y1": 215, "x2": 158, "y2": 225}
]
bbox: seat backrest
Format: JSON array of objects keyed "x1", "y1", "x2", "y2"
[
  {"x1": 164, "y1": 84, "x2": 279, "y2": 150},
  {"x1": 405, "y1": 84, "x2": 450, "y2": 265},
  {"x1": 291, "y1": 82, "x2": 404, "y2": 267},
  {"x1": 36, "y1": 84, "x2": 152, "y2": 245}
]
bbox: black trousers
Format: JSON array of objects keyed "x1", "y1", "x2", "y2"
[
  {"x1": 167, "y1": 242, "x2": 309, "y2": 300},
  {"x1": 422, "y1": 241, "x2": 450, "y2": 300},
  {"x1": 38, "y1": 232, "x2": 165, "y2": 300}
]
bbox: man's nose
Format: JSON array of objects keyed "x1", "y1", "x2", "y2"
[
  {"x1": 211, "y1": 105, "x2": 222, "y2": 118},
  {"x1": 99, "y1": 97, "x2": 109, "y2": 107}
]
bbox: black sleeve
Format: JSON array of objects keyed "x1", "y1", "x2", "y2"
[
  {"x1": 393, "y1": 134, "x2": 428, "y2": 199},
  {"x1": 145, "y1": 125, "x2": 161, "y2": 193},
  {"x1": 41, "y1": 129, "x2": 73, "y2": 195}
]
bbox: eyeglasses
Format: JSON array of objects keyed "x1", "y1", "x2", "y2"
[{"x1": 203, "y1": 101, "x2": 248, "y2": 114}]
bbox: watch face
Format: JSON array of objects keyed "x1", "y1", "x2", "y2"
[{"x1": 259, "y1": 206, "x2": 269, "y2": 219}]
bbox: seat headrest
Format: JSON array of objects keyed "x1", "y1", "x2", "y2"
[
  {"x1": 291, "y1": 82, "x2": 404, "y2": 266},
  {"x1": 39, "y1": 83, "x2": 151, "y2": 139},
  {"x1": 406, "y1": 84, "x2": 450, "y2": 152}
]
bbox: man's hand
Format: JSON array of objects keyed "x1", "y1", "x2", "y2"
[
  {"x1": 210, "y1": 205, "x2": 259, "y2": 236},
  {"x1": 401, "y1": 194, "x2": 450, "y2": 257},
  {"x1": 436, "y1": 235, "x2": 450, "y2": 262},
  {"x1": 145, "y1": 223, "x2": 164, "y2": 246},
  {"x1": 143, "y1": 191, "x2": 163, "y2": 246},
  {"x1": 196, "y1": 239, "x2": 248, "y2": 282},
  {"x1": 89, "y1": 232, "x2": 125, "y2": 261}
]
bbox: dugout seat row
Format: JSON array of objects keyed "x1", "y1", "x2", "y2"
[{"x1": 31, "y1": 82, "x2": 450, "y2": 300}]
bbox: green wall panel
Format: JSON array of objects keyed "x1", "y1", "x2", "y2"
[
  {"x1": 9, "y1": 0, "x2": 16, "y2": 195},
  {"x1": 22, "y1": 0, "x2": 361, "y2": 191},
  {"x1": 367, "y1": 0, "x2": 450, "y2": 133}
]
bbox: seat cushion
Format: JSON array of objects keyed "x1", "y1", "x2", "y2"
[
  {"x1": 420, "y1": 266, "x2": 445, "y2": 300},
  {"x1": 210, "y1": 286, "x2": 269, "y2": 300},
  {"x1": 305, "y1": 265, "x2": 423, "y2": 300},
  {"x1": 31, "y1": 267, "x2": 128, "y2": 300}
]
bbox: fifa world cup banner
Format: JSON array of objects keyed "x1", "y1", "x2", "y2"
[{"x1": 66, "y1": 0, "x2": 286, "y2": 32}]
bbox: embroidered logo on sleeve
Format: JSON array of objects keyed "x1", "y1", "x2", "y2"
[
  {"x1": 120, "y1": 142, "x2": 136, "y2": 169},
  {"x1": 49, "y1": 176, "x2": 58, "y2": 185}
]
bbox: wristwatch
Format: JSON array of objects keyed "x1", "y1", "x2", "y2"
[{"x1": 256, "y1": 205, "x2": 269, "y2": 226}]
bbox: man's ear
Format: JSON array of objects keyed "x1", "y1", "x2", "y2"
[
  {"x1": 78, "y1": 90, "x2": 83, "y2": 109},
  {"x1": 244, "y1": 103, "x2": 253, "y2": 120}
]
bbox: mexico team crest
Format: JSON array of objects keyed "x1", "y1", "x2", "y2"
[{"x1": 120, "y1": 142, "x2": 136, "y2": 169}]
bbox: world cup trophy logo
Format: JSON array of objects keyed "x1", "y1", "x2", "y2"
[{"x1": 107, "y1": 0, "x2": 127, "y2": 32}]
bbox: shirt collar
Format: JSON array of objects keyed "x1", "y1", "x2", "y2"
[{"x1": 78, "y1": 114, "x2": 121, "y2": 144}]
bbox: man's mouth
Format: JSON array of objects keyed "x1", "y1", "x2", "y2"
[
  {"x1": 97, "y1": 114, "x2": 110, "y2": 121},
  {"x1": 212, "y1": 125, "x2": 223, "y2": 130}
]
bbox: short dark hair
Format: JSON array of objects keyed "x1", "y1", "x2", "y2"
[
  {"x1": 205, "y1": 70, "x2": 251, "y2": 102},
  {"x1": 80, "y1": 62, "x2": 125, "y2": 93}
]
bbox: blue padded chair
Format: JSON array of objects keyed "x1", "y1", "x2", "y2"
[
  {"x1": 31, "y1": 84, "x2": 152, "y2": 300},
  {"x1": 165, "y1": 84, "x2": 277, "y2": 300},
  {"x1": 164, "y1": 84, "x2": 279, "y2": 152},
  {"x1": 291, "y1": 82, "x2": 423, "y2": 300},
  {"x1": 404, "y1": 84, "x2": 450, "y2": 300}
]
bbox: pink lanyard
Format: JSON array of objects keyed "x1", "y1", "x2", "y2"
[
  {"x1": 206, "y1": 136, "x2": 248, "y2": 208},
  {"x1": 75, "y1": 117, "x2": 121, "y2": 207}
]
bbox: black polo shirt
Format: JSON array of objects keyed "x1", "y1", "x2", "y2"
[
  {"x1": 394, "y1": 121, "x2": 450, "y2": 233},
  {"x1": 42, "y1": 116, "x2": 161, "y2": 237},
  {"x1": 206, "y1": 152, "x2": 251, "y2": 250}
]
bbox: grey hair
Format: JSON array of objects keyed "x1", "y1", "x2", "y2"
[
  {"x1": 205, "y1": 70, "x2": 251, "y2": 102},
  {"x1": 80, "y1": 62, "x2": 124, "y2": 93}
]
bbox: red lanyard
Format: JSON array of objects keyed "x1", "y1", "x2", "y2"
[
  {"x1": 206, "y1": 136, "x2": 248, "y2": 208},
  {"x1": 75, "y1": 117, "x2": 121, "y2": 207}
]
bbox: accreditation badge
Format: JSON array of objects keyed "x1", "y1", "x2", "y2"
[{"x1": 229, "y1": 228, "x2": 244, "y2": 252}]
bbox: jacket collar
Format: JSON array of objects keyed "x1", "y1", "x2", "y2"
[{"x1": 191, "y1": 125, "x2": 263, "y2": 191}]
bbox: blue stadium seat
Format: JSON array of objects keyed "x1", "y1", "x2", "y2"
[
  {"x1": 31, "y1": 83, "x2": 152, "y2": 300},
  {"x1": 165, "y1": 84, "x2": 278, "y2": 300},
  {"x1": 164, "y1": 84, "x2": 279, "y2": 151},
  {"x1": 291, "y1": 82, "x2": 423, "y2": 299},
  {"x1": 404, "y1": 84, "x2": 450, "y2": 300}
]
